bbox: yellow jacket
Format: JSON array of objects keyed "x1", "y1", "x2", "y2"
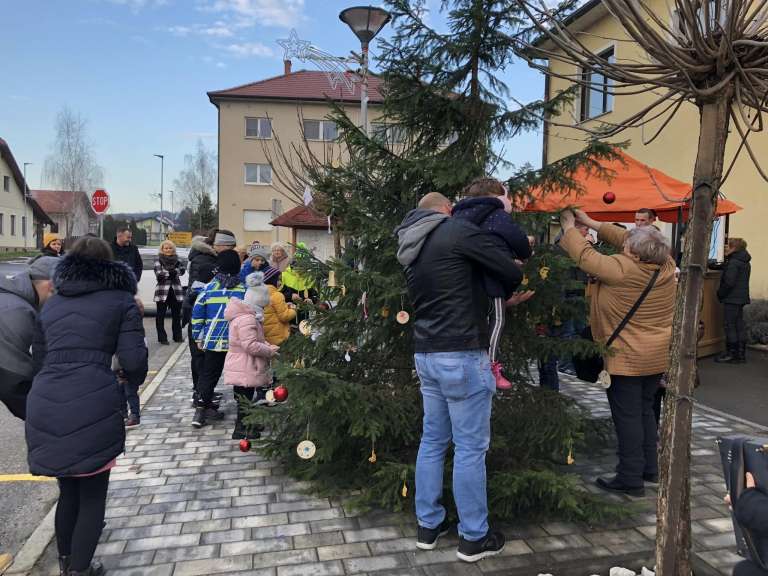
[{"x1": 263, "y1": 285, "x2": 296, "y2": 345}]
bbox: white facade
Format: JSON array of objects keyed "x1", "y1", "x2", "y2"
[{"x1": 0, "y1": 155, "x2": 33, "y2": 251}]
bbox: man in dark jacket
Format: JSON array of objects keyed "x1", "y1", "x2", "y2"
[
  {"x1": 111, "y1": 226, "x2": 143, "y2": 282},
  {"x1": 0, "y1": 257, "x2": 58, "y2": 419},
  {"x1": 715, "y1": 237, "x2": 751, "y2": 364},
  {"x1": 395, "y1": 192, "x2": 523, "y2": 563}
]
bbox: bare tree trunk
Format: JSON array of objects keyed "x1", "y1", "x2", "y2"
[{"x1": 656, "y1": 94, "x2": 731, "y2": 575}]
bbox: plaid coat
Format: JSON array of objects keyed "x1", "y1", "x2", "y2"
[{"x1": 153, "y1": 259, "x2": 186, "y2": 303}]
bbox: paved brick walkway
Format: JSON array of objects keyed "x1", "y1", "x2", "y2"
[{"x1": 30, "y1": 352, "x2": 759, "y2": 576}]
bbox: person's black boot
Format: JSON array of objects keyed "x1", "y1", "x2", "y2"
[
  {"x1": 456, "y1": 530, "x2": 505, "y2": 563},
  {"x1": 68, "y1": 560, "x2": 104, "y2": 576},
  {"x1": 191, "y1": 407, "x2": 206, "y2": 428},
  {"x1": 731, "y1": 342, "x2": 747, "y2": 364},
  {"x1": 232, "y1": 419, "x2": 247, "y2": 440},
  {"x1": 595, "y1": 476, "x2": 645, "y2": 497},
  {"x1": 58, "y1": 555, "x2": 70, "y2": 576},
  {"x1": 714, "y1": 344, "x2": 737, "y2": 363}
]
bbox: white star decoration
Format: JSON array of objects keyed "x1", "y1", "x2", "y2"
[
  {"x1": 277, "y1": 29, "x2": 312, "y2": 61},
  {"x1": 276, "y1": 29, "x2": 357, "y2": 93}
]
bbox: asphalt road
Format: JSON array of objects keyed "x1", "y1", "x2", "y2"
[{"x1": 0, "y1": 318, "x2": 183, "y2": 562}]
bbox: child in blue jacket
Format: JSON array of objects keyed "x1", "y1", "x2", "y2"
[
  {"x1": 452, "y1": 177, "x2": 530, "y2": 390},
  {"x1": 190, "y1": 249, "x2": 246, "y2": 428}
]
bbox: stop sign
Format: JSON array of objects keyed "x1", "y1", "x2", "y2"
[{"x1": 91, "y1": 189, "x2": 110, "y2": 215}]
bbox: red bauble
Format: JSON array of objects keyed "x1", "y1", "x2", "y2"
[
  {"x1": 239, "y1": 439, "x2": 251, "y2": 452},
  {"x1": 273, "y1": 385, "x2": 288, "y2": 402},
  {"x1": 603, "y1": 191, "x2": 616, "y2": 204}
]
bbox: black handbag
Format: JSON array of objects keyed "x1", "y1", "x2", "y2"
[
  {"x1": 573, "y1": 269, "x2": 661, "y2": 383},
  {"x1": 718, "y1": 435, "x2": 768, "y2": 569}
]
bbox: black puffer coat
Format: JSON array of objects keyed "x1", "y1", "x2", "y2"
[
  {"x1": 26, "y1": 254, "x2": 148, "y2": 477},
  {"x1": 183, "y1": 238, "x2": 218, "y2": 325},
  {"x1": 718, "y1": 249, "x2": 751, "y2": 305}
]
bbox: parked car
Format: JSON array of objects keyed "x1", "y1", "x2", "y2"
[{"x1": 136, "y1": 247, "x2": 189, "y2": 316}]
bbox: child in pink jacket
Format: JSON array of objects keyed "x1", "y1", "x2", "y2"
[{"x1": 223, "y1": 272, "x2": 279, "y2": 440}]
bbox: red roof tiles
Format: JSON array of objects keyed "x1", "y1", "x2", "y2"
[
  {"x1": 30, "y1": 189, "x2": 90, "y2": 214},
  {"x1": 208, "y1": 70, "x2": 384, "y2": 105},
  {"x1": 270, "y1": 205, "x2": 328, "y2": 228}
]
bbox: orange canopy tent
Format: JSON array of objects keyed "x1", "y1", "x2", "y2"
[{"x1": 523, "y1": 150, "x2": 741, "y2": 223}]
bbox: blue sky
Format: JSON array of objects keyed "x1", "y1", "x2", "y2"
[{"x1": 1, "y1": 0, "x2": 545, "y2": 213}]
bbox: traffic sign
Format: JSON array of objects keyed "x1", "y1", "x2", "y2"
[
  {"x1": 91, "y1": 189, "x2": 110, "y2": 215},
  {"x1": 167, "y1": 232, "x2": 192, "y2": 246}
]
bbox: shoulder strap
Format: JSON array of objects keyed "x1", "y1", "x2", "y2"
[{"x1": 606, "y1": 268, "x2": 661, "y2": 348}]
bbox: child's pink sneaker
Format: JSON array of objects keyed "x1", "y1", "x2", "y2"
[{"x1": 491, "y1": 362, "x2": 512, "y2": 390}]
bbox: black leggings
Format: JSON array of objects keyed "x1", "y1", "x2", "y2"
[{"x1": 56, "y1": 470, "x2": 110, "y2": 572}]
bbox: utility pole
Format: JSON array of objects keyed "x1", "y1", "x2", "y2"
[
  {"x1": 23, "y1": 162, "x2": 32, "y2": 251},
  {"x1": 154, "y1": 154, "x2": 164, "y2": 242}
]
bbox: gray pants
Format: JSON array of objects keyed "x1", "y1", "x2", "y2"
[{"x1": 724, "y1": 303, "x2": 746, "y2": 346}]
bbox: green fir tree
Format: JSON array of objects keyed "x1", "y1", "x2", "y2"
[{"x1": 246, "y1": 0, "x2": 624, "y2": 523}]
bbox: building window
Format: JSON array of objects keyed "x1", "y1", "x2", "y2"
[
  {"x1": 245, "y1": 163, "x2": 272, "y2": 185},
  {"x1": 245, "y1": 117, "x2": 272, "y2": 139},
  {"x1": 243, "y1": 209, "x2": 274, "y2": 232},
  {"x1": 22, "y1": 216, "x2": 26, "y2": 238},
  {"x1": 3, "y1": 176, "x2": 9, "y2": 192},
  {"x1": 303, "y1": 119, "x2": 338, "y2": 141},
  {"x1": 0, "y1": 213, "x2": 4, "y2": 235},
  {"x1": 580, "y1": 47, "x2": 615, "y2": 122},
  {"x1": 10, "y1": 215, "x2": 16, "y2": 236},
  {"x1": 371, "y1": 123, "x2": 407, "y2": 144}
]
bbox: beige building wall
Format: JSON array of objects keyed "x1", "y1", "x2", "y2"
[
  {"x1": 216, "y1": 98, "x2": 381, "y2": 248},
  {"x1": 0, "y1": 156, "x2": 32, "y2": 251},
  {"x1": 544, "y1": 1, "x2": 768, "y2": 298}
]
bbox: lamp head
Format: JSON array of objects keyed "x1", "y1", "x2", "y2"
[{"x1": 339, "y1": 6, "x2": 391, "y2": 46}]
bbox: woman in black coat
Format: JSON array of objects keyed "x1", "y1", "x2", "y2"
[
  {"x1": 715, "y1": 237, "x2": 752, "y2": 364},
  {"x1": 26, "y1": 237, "x2": 148, "y2": 576}
]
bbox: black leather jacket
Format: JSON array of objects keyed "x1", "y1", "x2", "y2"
[
  {"x1": 397, "y1": 211, "x2": 523, "y2": 353},
  {"x1": 717, "y1": 249, "x2": 751, "y2": 305}
]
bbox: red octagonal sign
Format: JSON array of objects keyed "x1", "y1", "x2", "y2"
[{"x1": 91, "y1": 189, "x2": 110, "y2": 215}]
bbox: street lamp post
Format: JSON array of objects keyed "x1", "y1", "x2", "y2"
[
  {"x1": 22, "y1": 162, "x2": 32, "y2": 250},
  {"x1": 154, "y1": 154, "x2": 164, "y2": 242},
  {"x1": 339, "y1": 6, "x2": 391, "y2": 135}
]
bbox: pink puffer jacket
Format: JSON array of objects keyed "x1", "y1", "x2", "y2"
[{"x1": 223, "y1": 298, "x2": 276, "y2": 388}]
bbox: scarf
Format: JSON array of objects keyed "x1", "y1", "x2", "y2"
[
  {"x1": 159, "y1": 254, "x2": 179, "y2": 270},
  {"x1": 270, "y1": 256, "x2": 290, "y2": 273}
]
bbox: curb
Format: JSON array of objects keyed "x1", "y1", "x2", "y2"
[{"x1": 5, "y1": 343, "x2": 186, "y2": 576}]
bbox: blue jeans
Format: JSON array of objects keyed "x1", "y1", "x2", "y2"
[
  {"x1": 414, "y1": 350, "x2": 495, "y2": 541},
  {"x1": 122, "y1": 381, "x2": 140, "y2": 418}
]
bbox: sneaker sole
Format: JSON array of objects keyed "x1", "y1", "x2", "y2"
[
  {"x1": 416, "y1": 529, "x2": 449, "y2": 551},
  {"x1": 125, "y1": 424, "x2": 140, "y2": 430},
  {"x1": 191, "y1": 421, "x2": 205, "y2": 428},
  {"x1": 456, "y1": 543, "x2": 505, "y2": 563}
]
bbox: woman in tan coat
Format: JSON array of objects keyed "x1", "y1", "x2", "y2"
[{"x1": 560, "y1": 209, "x2": 675, "y2": 497}]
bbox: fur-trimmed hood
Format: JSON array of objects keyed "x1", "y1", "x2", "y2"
[
  {"x1": 54, "y1": 254, "x2": 138, "y2": 297},
  {"x1": 190, "y1": 237, "x2": 216, "y2": 258}
]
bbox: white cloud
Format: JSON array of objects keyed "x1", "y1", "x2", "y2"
[
  {"x1": 168, "y1": 25, "x2": 192, "y2": 36},
  {"x1": 225, "y1": 41, "x2": 274, "y2": 57},
  {"x1": 202, "y1": 0, "x2": 305, "y2": 29},
  {"x1": 201, "y1": 21, "x2": 235, "y2": 37},
  {"x1": 108, "y1": 0, "x2": 167, "y2": 11}
]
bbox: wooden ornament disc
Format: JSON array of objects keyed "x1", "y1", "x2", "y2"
[
  {"x1": 296, "y1": 440, "x2": 316, "y2": 460},
  {"x1": 396, "y1": 311, "x2": 410, "y2": 324},
  {"x1": 265, "y1": 389, "x2": 276, "y2": 403},
  {"x1": 299, "y1": 320, "x2": 312, "y2": 336}
]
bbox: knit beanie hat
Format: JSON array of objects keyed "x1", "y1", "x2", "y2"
[
  {"x1": 248, "y1": 243, "x2": 270, "y2": 261},
  {"x1": 214, "y1": 232, "x2": 237, "y2": 247},
  {"x1": 28, "y1": 256, "x2": 60, "y2": 281},
  {"x1": 244, "y1": 272, "x2": 271, "y2": 311},
  {"x1": 43, "y1": 232, "x2": 61, "y2": 249},
  {"x1": 262, "y1": 265, "x2": 281, "y2": 287},
  {"x1": 216, "y1": 249, "x2": 242, "y2": 275}
]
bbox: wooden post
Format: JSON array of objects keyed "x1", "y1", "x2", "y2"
[{"x1": 656, "y1": 94, "x2": 731, "y2": 575}]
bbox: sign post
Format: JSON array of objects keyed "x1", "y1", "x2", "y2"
[{"x1": 91, "y1": 189, "x2": 110, "y2": 239}]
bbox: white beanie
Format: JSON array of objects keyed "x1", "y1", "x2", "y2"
[{"x1": 244, "y1": 272, "x2": 271, "y2": 312}]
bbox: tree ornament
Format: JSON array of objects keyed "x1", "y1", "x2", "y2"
[
  {"x1": 602, "y1": 191, "x2": 616, "y2": 204},
  {"x1": 239, "y1": 439, "x2": 251, "y2": 452},
  {"x1": 396, "y1": 310, "x2": 410, "y2": 324},
  {"x1": 341, "y1": 285, "x2": 346, "y2": 296},
  {"x1": 360, "y1": 291, "x2": 369, "y2": 320},
  {"x1": 566, "y1": 438, "x2": 575, "y2": 465},
  {"x1": 401, "y1": 481, "x2": 408, "y2": 498},
  {"x1": 539, "y1": 266, "x2": 550, "y2": 280},
  {"x1": 368, "y1": 440, "x2": 377, "y2": 463},
  {"x1": 297, "y1": 440, "x2": 316, "y2": 460},
  {"x1": 380, "y1": 306, "x2": 390, "y2": 318},
  {"x1": 521, "y1": 275, "x2": 529, "y2": 286},
  {"x1": 293, "y1": 358, "x2": 305, "y2": 369},
  {"x1": 344, "y1": 350, "x2": 352, "y2": 362},
  {"x1": 299, "y1": 320, "x2": 312, "y2": 336},
  {"x1": 265, "y1": 389, "x2": 276, "y2": 403},
  {"x1": 327, "y1": 270, "x2": 337, "y2": 287},
  {"x1": 273, "y1": 385, "x2": 288, "y2": 402}
]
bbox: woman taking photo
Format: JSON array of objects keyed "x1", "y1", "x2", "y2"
[
  {"x1": 154, "y1": 240, "x2": 186, "y2": 344},
  {"x1": 560, "y1": 209, "x2": 675, "y2": 497},
  {"x1": 26, "y1": 236, "x2": 148, "y2": 576},
  {"x1": 41, "y1": 233, "x2": 64, "y2": 258}
]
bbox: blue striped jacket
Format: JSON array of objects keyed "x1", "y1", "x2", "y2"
[{"x1": 191, "y1": 278, "x2": 246, "y2": 352}]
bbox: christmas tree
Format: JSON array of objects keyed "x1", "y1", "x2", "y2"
[{"x1": 248, "y1": 0, "x2": 623, "y2": 522}]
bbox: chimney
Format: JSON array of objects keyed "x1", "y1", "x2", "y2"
[{"x1": 284, "y1": 59, "x2": 292, "y2": 75}]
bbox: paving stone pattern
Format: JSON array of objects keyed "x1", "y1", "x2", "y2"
[{"x1": 31, "y1": 352, "x2": 758, "y2": 575}]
